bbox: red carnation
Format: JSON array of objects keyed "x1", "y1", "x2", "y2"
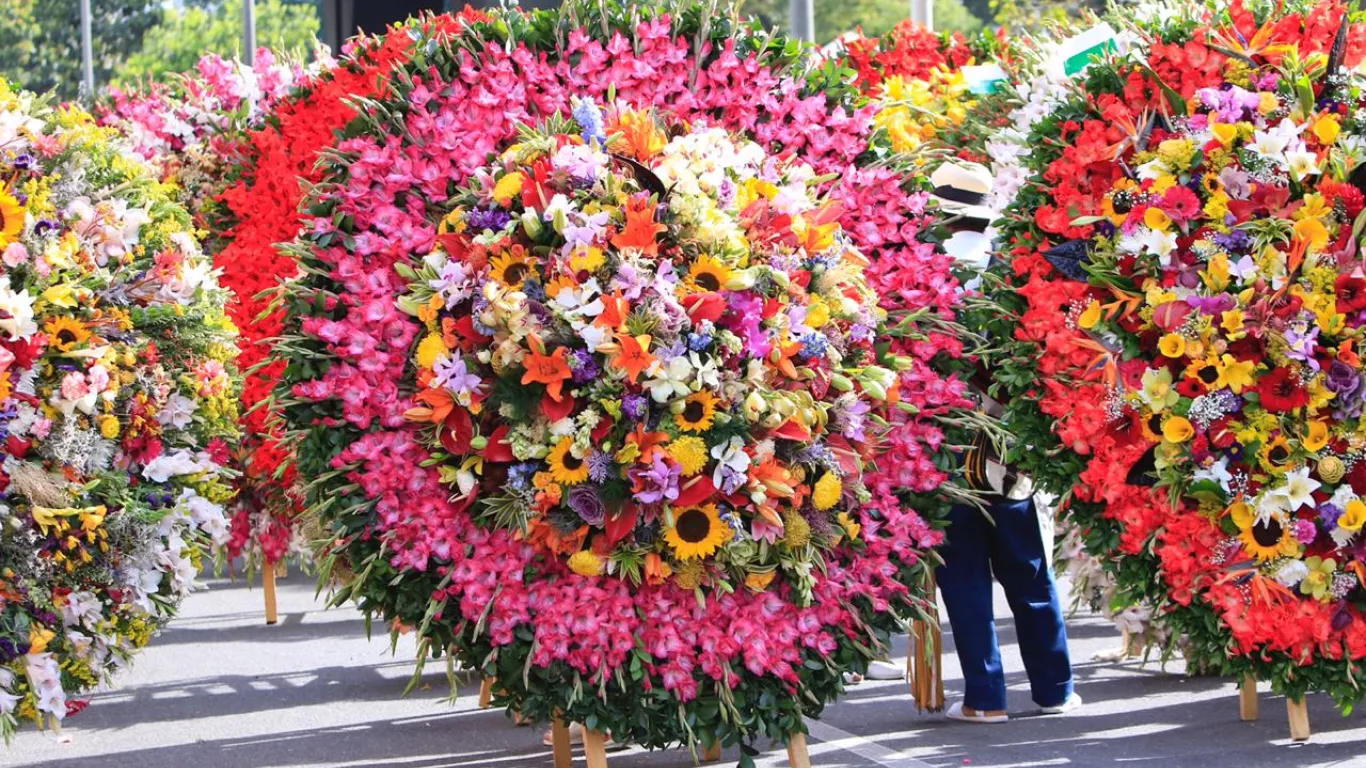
[{"x1": 1255, "y1": 367, "x2": 1310, "y2": 412}]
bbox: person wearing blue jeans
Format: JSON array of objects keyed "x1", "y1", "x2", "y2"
[{"x1": 938, "y1": 496, "x2": 1079, "y2": 722}]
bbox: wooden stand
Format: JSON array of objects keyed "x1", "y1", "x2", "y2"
[
  {"x1": 1239, "y1": 677, "x2": 1258, "y2": 722},
  {"x1": 263, "y1": 563, "x2": 279, "y2": 625},
  {"x1": 786, "y1": 731, "x2": 812, "y2": 768},
  {"x1": 1287, "y1": 698, "x2": 1311, "y2": 742},
  {"x1": 551, "y1": 717, "x2": 573, "y2": 768},
  {"x1": 582, "y1": 728, "x2": 609, "y2": 768},
  {"x1": 909, "y1": 569, "x2": 945, "y2": 712},
  {"x1": 702, "y1": 743, "x2": 722, "y2": 762},
  {"x1": 478, "y1": 676, "x2": 495, "y2": 709},
  {"x1": 1237, "y1": 678, "x2": 1311, "y2": 741}
]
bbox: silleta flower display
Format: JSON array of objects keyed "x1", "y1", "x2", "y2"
[
  {"x1": 0, "y1": 84, "x2": 238, "y2": 739},
  {"x1": 272, "y1": 0, "x2": 975, "y2": 753},
  {"x1": 985, "y1": 0, "x2": 1366, "y2": 709}
]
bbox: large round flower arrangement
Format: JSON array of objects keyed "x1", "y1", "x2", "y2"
[
  {"x1": 0, "y1": 85, "x2": 238, "y2": 739},
  {"x1": 273, "y1": 0, "x2": 974, "y2": 752},
  {"x1": 985, "y1": 0, "x2": 1366, "y2": 706}
]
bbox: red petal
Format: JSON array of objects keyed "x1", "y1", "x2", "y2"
[
  {"x1": 675, "y1": 474, "x2": 716, "y2": 507},
  {"x1": 543, "y1": 393, "x2": 576, "y2": 423},
  {"x1": 603, "y1": 503, "x2": 638, "y2": 546},
  {"x1": 482, "y1": 425, "x2": 516, "y2": 462}
]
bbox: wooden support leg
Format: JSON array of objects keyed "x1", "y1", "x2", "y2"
[
  {"x1": 702, "y1": 743, "x2": 722, "y2": 762},
  {"x1": 263, "y1": 563, "x2": 279, "y2": 625},
  {"x1": 1239, "y1": 677, "x2": 1258, "y2": 722},
  {"x1": 478, "y1": 676, "x2": 495, "y2": 709},
  {"x1": 1287, "y1": 697, "x2": 1310, "y2": 742},
  {"x1": 551, "y1": 717, "x2": 574, "y2": 768},
  {"x1": 583, "y1": 728, "x2": 609, "y2": 768},
  {"x1": 786, "y1": 731, "x2": 812, "y2": 768}
]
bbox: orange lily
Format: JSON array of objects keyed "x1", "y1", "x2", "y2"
[
  {"x1": 625, "y1": 422, "x2": 670, "y2": 463},
  {"x1": 611, "y1": 195, "x2": 666, "y2": 255},
  {"x1": 404, "y1": 387, "x2": 456, "y2": 424},
  {"x1": 748, "y1": 456, "x2": 797, "y2": 499},
  {"x1": 595, "y1": 290, "x2": 630, "y2": 331},
  {"x1": 521, "y1": 335, "x2": 572, "y2": 402},
  {"x1": 611, "y1": 334, "x2": 655, "y2": 383},
  {"x1": 770, "y1": 340, "x2": 802, "y2": 380}
]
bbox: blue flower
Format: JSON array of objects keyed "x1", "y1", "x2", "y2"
[{"x1": 573, "y1": 97, "x2": 606, "y2": 145}]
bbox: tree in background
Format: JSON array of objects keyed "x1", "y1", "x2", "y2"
[
  {"x1": 117, "y1": 0, "x2": 321, "y2": 83},
  {"x1": 991, "y1": 0, "x2": 1104, "y2": 31},
  {"x1": 741, "y1": 0, "x2": 983, "y2": 43},
  {"x1": 0, "y1": 0, "x2": 162, "y2": 100}
]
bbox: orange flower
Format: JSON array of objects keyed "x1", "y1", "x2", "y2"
[
  {"x1": 404, "y1": 387, "x2": 455, "y2": 424},
  {"x1": 625, "y1": 422, "x2": 670, "y2": 463},
  {"x1": 770, "y1": 340, "x2": 802, "y2": 380},
  {"x1": 749, "y1": 456, "x2": 797, "y2": 499},
  {"x1": 613, "y1": 108, "x2": 666, "y2": 161},
  {"x1": 521, "y1": 336, "x2": 572, "y2": 402},
  {"x1": 644, "y1": 552, "x2": 672, "y2": 585},
  {"x1": 595, "y1": 290, "x2": 630, "y2": 331},
  {"x1": 611, "y1": 334, "x2": 655, "y2": 383},
  {"x1": 611, "y1": 195, "x2": 666, "y2": 255}
]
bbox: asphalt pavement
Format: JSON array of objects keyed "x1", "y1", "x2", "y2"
[{"x1": 3, "y1": 571, "x2": 1366, "y2": 768}]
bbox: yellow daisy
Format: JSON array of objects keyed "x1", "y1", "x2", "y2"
[
  {"x1": 489, "y1": 249, "x2": 538, "y2": 290},
  {"x1": 44, "y1": 316, "x2": 90, "y2": 352},
  {"x1": 664, "y1": 504, "x2": 731, "y2": 560},
  {"x1": 0, "y1": 189, "x2": 24, "y2": 247},
  {"x1": 684, "y1": 255, "x2": 731, "y2": 294},
  {"x1": 546, "y1": 438, "x2": 590, "y2": 485},
  {"x1": 675, "y1": 390, "x2": 720, "y2": 433}
]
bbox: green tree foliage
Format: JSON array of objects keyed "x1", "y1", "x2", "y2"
[
  {"x1": 116, "y1": 0, "x2": 321, "y2": 84},
  {"x1": 0, "y1": 0, "x2": 162, "y2": 100},
  {"x1": 740, "y1": 0, "x2": 983, "y2": 43},
  {"x1": 991, "y1": 0, "x2": 1105, "y2": 31}
]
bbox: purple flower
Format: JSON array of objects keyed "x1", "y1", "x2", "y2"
[
  {"x1": 1187, "y1": 293, "x2": 1237, "y2": 316},
  {"x1": 569, "y1": 349, "x2": 600, "y2": 383},
  {"x1": 567, "y1": 486, "x2": 606, "y2": 526},
  {"x1": 1326, "y1": 360, "x2": 1360, "y2": 398},
  {"x1": 1319, "y1": 503, "x2": 1344, "y2": 529},
  {"x1": 466, "y1": 207, "x2": 512, "y2": 232},
  {"x1": 630, "y1": 454, "x2": 680, "y2": 505},
  {"x1": 622, "y1": 394, "x2": 647, "y2": 421}
]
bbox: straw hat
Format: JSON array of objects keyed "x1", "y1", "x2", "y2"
[{"x1": 928, "y1": 161, "x2": 996, "y2": 222}]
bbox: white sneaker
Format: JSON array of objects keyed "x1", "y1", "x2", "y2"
[
  {"x1": 945, "y1": 702, "x2": 1009, "y2": 724},
  {"x1": 1040, "y1": 692, "x2": 1083, "y2": 714},
  {"x1": 864, "y1": 661, "x2": 906, "y2": 681}
]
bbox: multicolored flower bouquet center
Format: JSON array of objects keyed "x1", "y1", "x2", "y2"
[{"x1": 398, "y1": 104, "x2": 895, "y2": 604}]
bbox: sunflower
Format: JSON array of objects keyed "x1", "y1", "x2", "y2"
[
  {"x1": 546, "y1": 438, "x2": 590, "y2": 485},
  {"x1": 0, "y1": 189, "x2": 24, "y2": 247},
  {"x1": 683, "y1": 255, "x2": 731, "y2": 294},
  {"x1": 664, "y1": 504, "x2": 730, "y2": 560},
  {"x1": 1258, "y1": 435, "x2": 1293, "y2": 474},
  {"x1": 44, "y1": 316, "x2": 90, "y2": 352},
  {"x1": 489, "y1": 249, "x2": 538, "y2": 290},
  {"x1": 1238, "y1": 514, "x2": 1300, "y2": 562},
  {"x1": 675, "y1": 390, "x2": 720, "y2": 432}
]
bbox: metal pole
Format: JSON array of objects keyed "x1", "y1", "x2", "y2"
[
  {"x1": 79, "y1": 0, "x2": 94, "y2": 99},
  {"x1": 789, "y1": 0, "x2": 814, "y2": 42},
  {"x1": 243, "y1": 0, "x2": 257, "y2": 66},
  {"x1": 911, "y1": 0, "x2": 934, "y2": 31}
]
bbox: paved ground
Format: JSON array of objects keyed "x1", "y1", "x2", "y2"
[{"x1": 4, "y1": 572, "x2": 1366, "y2": 768}]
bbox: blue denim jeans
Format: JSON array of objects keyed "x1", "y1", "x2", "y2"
[{"x1": 938, "y1": 497, "x2": 1073, "y2": 711}]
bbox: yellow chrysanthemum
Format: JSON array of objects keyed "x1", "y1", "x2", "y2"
[
  {"x1": 567, "y1": 550, "x2": 604, "y2": 577},
  {"x1": 99, "y1": 414, "x2": 120, "y2": 439},
  {"x1": 416, "y1": 333, "x2": 448, "y2": 370},
  {"x1": 812, "y1": 472, "x2": 842, "y2": 510},
  {"x1": 491, "y1": 172, "x2": 524, "y2": 208},
  {"x1": 546, "y1": 438, "x2": 590, "y2": 485},
  {"x1": 783, "y1": 508, "x2": 812, "y2": 549},
  {"x1": 675, "y1": 390, "x2": 720, "y2": 432},
  {"x1": 664, "y1": 504, "x2": 730, "y2": 560},
  {"x1": 668, "y1": 435, "x2": 708, "y2": 476}
]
